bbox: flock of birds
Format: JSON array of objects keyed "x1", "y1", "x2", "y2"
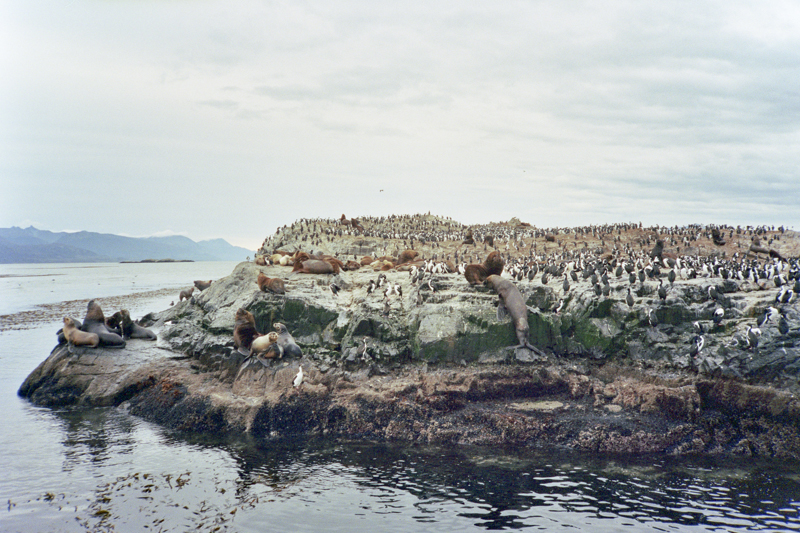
[{"x1": 253, "y1": 215, "x2": 798, "y2": 374}]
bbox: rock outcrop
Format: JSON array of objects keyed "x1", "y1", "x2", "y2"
[{"x1": 18, "y1": 217, "x2": 800, "y2": 458}]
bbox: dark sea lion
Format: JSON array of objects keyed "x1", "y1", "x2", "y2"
[
  {"x1": 194, "y1": 280, "x2": 213, "y2": 291},
  {"x1": 273, "y1": 322, "x2": 302, "y2": 358},
  {"x1": 484, "y1": 275, "x2": 546, "y2": 356},
  {"x1": 397, "y1": 250, "x2": 419, "y2": 265},
  {"x1": 83, "y1": 300, "x2": 126, "y2": 347},
  {"x1": 464, "y1": 251, "x2": 505, "y2": 285},
  {"x1": 108, "y1": 309, "x2": 157, "y2": 340},
  {"x1": 62, "y1": 317, "x2": 99, "y2": 350},
  {"x1": 179, "y1": 287, "x2": 195, "y2": 301},
  {"x1": 343, "y1": 260, "x2": 361, "y2": 271},
  {"x1": 233, "y1": 308, "x2": 260, "y2": 356}
]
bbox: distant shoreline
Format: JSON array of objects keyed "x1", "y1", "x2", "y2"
[{"x1": 119, "y1": 259, "x2": 195, "y2": 264}]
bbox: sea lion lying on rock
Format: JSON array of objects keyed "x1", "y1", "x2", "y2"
[
  {"x1": 257, "y1": 273, "x2": 286, "y2": 294},
  {"x1": 251, "y1": 331, "x2": 282, "y2": 360},
  {"x1": 464, "y1": 251, "x2": 505, "y2": 285},
  {"x1": 106, "y1": 309, "x2": 157, "y2": 340},
  {"x1": 83, "y1": 300, "x2": 126, "y2": 347},
  {"x1": 484, "y1": 275, "x2": 547, "y2": 357},
  {"x1": 273, "y1": 322, "x2": 302, "y2": 358},
  {"x1": 292, "y1": 259, "x2": 340, "y2": 275},
  {"x1": 62, "y1": 317, "x2": 99, "y2": 351}
]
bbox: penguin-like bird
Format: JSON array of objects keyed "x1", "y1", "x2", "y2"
[
  {"x1": 713, "y1": 307, "x2": 724, "y2": 327},
  {"x1": 293, "y1": 365, "x2": 304, "y2": 388}
]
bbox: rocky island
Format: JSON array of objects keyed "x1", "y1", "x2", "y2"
[{"x1": 19, "y1": 215, "x2": 800, "y2": 458}]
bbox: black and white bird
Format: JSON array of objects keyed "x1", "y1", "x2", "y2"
[
  {"x1": 658, "y1": 279, "x2": 667, "y2": 302},
  {"x1": 626, "y1": 288, "x2": 635, "y2": 308},
  {"x1": 394, "y1": 283, "x2": 403, "y2": 297},
  {"x1": 708, "y1": 285, "x2": 719, "y2": 301},
  {"x1": 293, "y1": 366, "x2": 304, "y2": 388},
  {"x1": 713, "y1": 307, "x2": 724, "y2": 327},
  {"x1": 758, "y1": 306, "x2": 778, "y2": 327},
  {"x1": 648, "y1": 308, "x2": 659, "y2": 328},
  {"x1": 562, "y1": 274, "x2": 570, "y2": 293},
  {"x1": 746, "y1": 326, "x2": 762, "y2": 350},
  {"x1": 689, "y1": 335, "x2": 704, "y2": 357},
  {"x1": 366, "y1": 279, "x2": 376, "y2": 295},
  {"x1": 329, "y1": 283, "x2": 341, "y2": 297},
  {"x1": 777, "y1": 287, "x2": 793, "y2": 304},
  {"x1": 554, "y1": 298, "x2": 564, "y2": 314},
  {"x1": 693, "y1": 321, "x2": 705, "y2": 334}
]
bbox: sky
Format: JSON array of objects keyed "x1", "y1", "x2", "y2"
[{"x1": 2, "y1": 0, "x2": 799, "y2": 251}]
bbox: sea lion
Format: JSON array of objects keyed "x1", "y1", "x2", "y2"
[
  {"x1": 360, "y1": 256, "x2": 374, "y2": 266},
  {"x1": 273, "y1": 322, "x2": 302, "y2": 358},
  {"x1": 343, "y1": 260, "x2": 361, "y2": 271},
  {"x1": 462, "y1": 229, "x2": 475, "y2": 245},
  {"x1": 194, "y1": 280, "x2": 213, "y2": 291},
  {"x1": 464, "y1": 251, "x2": 505, "y2": 285},
  {"x1": 62, "y1": 317, "x2": 99, "y2": 350},
  {"x1": 257, "y1": 273, "x2": 286, "y2": 294},
  {"x1": 251, "y1": 331, "x2": 281, "y2": 358},
  {"x1": 255, "y1": 255, "x2": 267, "y2": 266},
  {"x1": 179, "y1": 287, "x2": 195, "y2": 301},
  {"x1": 107, "y1": 309, "x2": 157, "y2": 340},
  {"x1": 292, "y1": 259, "x2": 339, "y2": 274},
  {"x1": 397, "y1": 250, "x2": 419, "y2": 265},
  {"x1": 233, "y1": 308, "x2": 260, "y2": 356},
  {"x1": 57, "y1": 317, "x2": 82, "y2": 344},
  {"x1": 484, "y1": 275, "x2": 546, "y2": 356},
  {"x1": 82, "y1": 300, "x2": 126, "y2": 347}
]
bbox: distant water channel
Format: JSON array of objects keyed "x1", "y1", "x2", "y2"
[{"x1": 2, "y1": 262, "x2": 799, "y2": 532}]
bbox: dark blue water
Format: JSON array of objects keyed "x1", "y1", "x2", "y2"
[{"x1": 2, "y1": 263, "x2": 800, "y2": 532}]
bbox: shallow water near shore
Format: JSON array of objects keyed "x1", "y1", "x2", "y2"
[{"x1": 2, "y1": 262, "x2": 800, "y2": 532}]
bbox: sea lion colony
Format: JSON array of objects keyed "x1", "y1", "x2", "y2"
[{"x1": 237, "y1": 214, "x2": 798, "y2": 370}]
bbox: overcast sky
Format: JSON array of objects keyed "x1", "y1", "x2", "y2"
[{"x1": 2, "y1": 1, "x2": 799, "y2": 250}]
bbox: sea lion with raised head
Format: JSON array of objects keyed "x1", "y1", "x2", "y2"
[
  {"x1": 484, "y1": 275, "x2": 546, "y2": 356},
  {"x1": 179, "y1": 287, "x2": 195, "y2": 301},
  {"x1": 107, "y1": 309, "x2": 157, "y2": 340},
  {"x1": 83, "y1": 300, "x2": 126, "y2": 347},
  {"x1": 464, "y1": 251, "x2": 505, "y2": 285},
  {"x1": 233, "y1": 308, "x2": 260, "y2": 356},
  {"x1": 62, "y1": 317, "x2": 99, "y2": 351},
  {"x1": 257, "y1": 273, "x2": 286, "y2": 294},
  {"x1": 251, "y1": 331, "x2": 281, "y2": 359},
  {"x1": 273, "y1": 322, "x2": 302, "y2": 358}
]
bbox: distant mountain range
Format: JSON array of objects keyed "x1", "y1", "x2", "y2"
[{"x1": 0, "y1": 226, "x2": 254, "y2": 263}]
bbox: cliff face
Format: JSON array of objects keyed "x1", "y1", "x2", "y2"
[{"x1": 19, "y1": 255, "x2": 800, "y2": 457}]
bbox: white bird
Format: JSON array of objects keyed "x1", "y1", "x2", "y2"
[{"x1": 293, "y1": 365, "x2": 304, "y2": 388}]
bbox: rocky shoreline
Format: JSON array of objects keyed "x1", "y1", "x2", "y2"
[{"x1": 18, "y1": 217, "x2": 800, "y2": 458}]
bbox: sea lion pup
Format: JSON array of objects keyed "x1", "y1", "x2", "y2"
[
  {"x1": 194, "y1": 280, "x2": 213, "y2": 291},
  {"x1": 250, "y1": 331, "x2": 282, "y2": 359},
  {"x1": 233, "y1": 308, "x2": 260, "y2": 356},
  {"x1": 464, "y1": 251, "x2": 505, "y2": 285},
  {"x1": 62, "y1": 317, "x2": 99, "y2": 351},
  {"x1": 256, "y1": 272, "x2": 286, "y2": 294},
  {"x1": 107, "y1": 309, "x2": 157, "y2": 340},
  {"x1": 273, "y1": 322, "x2": 302, "y2": 358},
  {"x1": 484, "y1": 275, "x2": 546, "y2": 357},
  {"x1": 83, "y1": 300, "x2": 126, "y2": 347},
  {"x1": 179, "y1": 287, "x2": 195, "y2": 301}
]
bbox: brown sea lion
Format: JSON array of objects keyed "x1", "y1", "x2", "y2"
[
  {"x1": 257, "y1": 272, "x2": 286, "y2": 294},
  {"x1": 343, "y1": 260, "x2": 361, "y2": 271},
  {"x1": 62, "y1": 317, "x2": 99, "y2": 350},
  {"x1": 179, "y1": 287, "x2": 195, "y2": 301},
  {"x1": 255, "y1": 255, "x2": 267, "y2": 266},
  {"x1": 293, "y1": 251, "x2": 311, "y2": 264},
  {"x1": 194, "y1": 280, "x2": 213, "y2": 291},
  {"x1": 360, "y1": 256, "x2": 374, "y2": 266},
  {"x1": 397, "y1": 250, "x2": 419, "y2": 265},
  {"x1": 233, "y1": 308, "x2": 260, "y2": 356},
  {"x1": 464, "y1": 251, "x2": 505, "y2": 285},
  {"x1": 251, "y1": 331, "x2": 280, "y2": 358},
  {"x1": 484, "y1": 275, "x2": 546, "y2": 356},
  {"x1": 83, "y1": 300, "x2": 126, "y2": 347},
  {"x1": 292, "y1": 259, "x2": 339, "y2": 274},
  {"x1": 462, "y1": 229, "x2": 475, "y2": 245},
  {"x1": 107, "y1": 309, "x2": 157, "y2": 340},
  {"x1": 351, "y1": 218, "x2": 365, "y2": 233}
]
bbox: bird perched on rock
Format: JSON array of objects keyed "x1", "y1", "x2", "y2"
[
  {"x1": 693, "y1": 321, "x2": 705, "y2": 334},
  {"x1": 758, "y1": 306, "x2": 778, "y2": 327},
  {"x1": 689, "y1": 335, "x2": 704, "y2": 358},
  {"x1": 329, "y1": 283, "x2": 341, "y2": 297},
  {"x1": 713, "y1": 307, "x2": 724, "y2": 327},
  {"x1": 746, "y1": 326, "x2": 761, "y2": 350},
  {"x1": 554, "y1": 298, "x2": 564, "y2": 315},
  {"x1": 293, "y1": 366, "x2": 304, "y2": 388},
  {"x1": 708, "y1": 286, "x2": 719, "y2": 301},
  {"x1": 626, "y1": 288, "x2": 635, "y2": 308},
  {"x1": 658, "y1": 279, "x2": 667, "y2": 302},
  {"x1": 366, "y1": 279, "x2": 376, "y2": 295},
  {"x1": 648, "y1": 308, "x2": 659, "y2": 328}
]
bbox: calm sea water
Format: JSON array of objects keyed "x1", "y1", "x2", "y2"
[{"x1": 2, "y1": 262, "x2": 800, "y2": 532}]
